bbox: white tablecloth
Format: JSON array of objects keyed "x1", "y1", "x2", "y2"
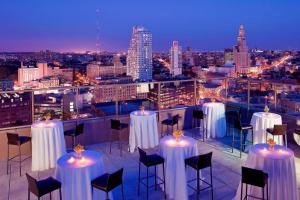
[
  {"x1": 249, "y1": 112, "x2": 282, "y2": 145},
  {"x1": 129, "y1": 110, "x2": 159, "y2": 153},
  {"x1": 31, "y1": 120, "x2": 66, "y2": 171},
  {"x1": 55, "y1": 150, "x2": 112, "y2": 200},
  {"x1": 234, "y1": 144, "x2": 299, "y2": 200},
  {"x1": 202, "y1": 102, "x2": 226, "y2": 138},
  {"x1": 294, "y1": 133, "x2": 300, "y2": 146},
  {"x1": 158, "y1": 136, "x2": 199, "y2": 200}
]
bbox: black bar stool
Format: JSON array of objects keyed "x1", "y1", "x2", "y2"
[
  {"x1": 192, "y1": 109, "x2": 206, "y2": 141},
  {"x1": 7, "y1": 132, "x2": 31, "y2": 176},
  {"x1": 64, "y1": 123, "x2": 85, "y2": 148},
  {"x1": 266, "y1": 124, "x2": 288, "y2": 147},
  {"x1": 241, "y1": 167, "x2": 269, "y2": 200},
  {"x1": 92, "y1": 168, "x2": 124, "y2": 200},
  {"x1": 110, "y1": 119, "x2": 128, "y2": 156},
  {"x1": 161, "y1": 114, "x2": 179, "y2": 137},
  {"x1": 138, "y1": 148, "x2": 166, "y2": 200},
  {"x1": 232, "y1": 118, "x2": 253, "y2": 158},
  {"x1": 26, "y1": 173, "x2": 62, "y2": 200},
  {"x1": 225, "y1": 110, "x2": 239, "y2": 136},
  {"x1": 185, "y1": 152, "x2": 213, "y2": 200}
]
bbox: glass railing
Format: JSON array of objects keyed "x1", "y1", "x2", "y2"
[{"x1": 0, "y1": 77, "x2": 299, "y2": 129}]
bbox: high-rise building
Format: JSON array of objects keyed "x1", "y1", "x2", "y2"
[
  {"x1": 127, "y1": 26, "x2": 153, "y2": 81},
  {"x1": 169, "y1": 41, "x2": 183, "y2": 76},
  {"x1": 185, "y1": 47, "x2": 194, "y2": 66},
  {"x1": 224, "y1": 48, "x2": 234, "y2": 64},
  {"x1": 233, "y1": 25, "x2": 251, "y2": 74},
  {"x1": 37, "y1": 62, "x2": 49, "y2": 78},
  {"x1": 18, "y1": 64, "x2": 40, "y2": 85}
]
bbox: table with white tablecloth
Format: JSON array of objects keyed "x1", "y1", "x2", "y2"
[
  {"x1": 31, "y1": 120, "x2": 66, "y2": 171},
  {"x1": 248, "y1": 112, "x2": 282, "y2": 145},
  {"x1": 158, "y1": 136, "x2": 199, "y2": 200},
  {"x1": 202, "y1": 102, "x2": 226, "y2": 138},
  {"x1": 55, "y1": 150, "x2": 112, "y2": 200},
  {"x1": 234, "y1": 144, "x2": 299, "y2": 200},
  {"x1": 129, "y1": 110, "x2": 159, "y2": 153}
]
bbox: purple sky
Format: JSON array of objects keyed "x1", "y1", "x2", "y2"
[{"x1": 0, "y1": 0, "x2": 300, "y2": 52}]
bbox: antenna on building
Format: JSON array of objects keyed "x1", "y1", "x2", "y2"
[{"x1": 96, "y1": 8, "x2": 101, "y2": 57}]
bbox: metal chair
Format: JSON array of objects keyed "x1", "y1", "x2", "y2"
[
  {"x1": 64, "y1": 123, "x2": 85, "y2": 148},
  {"x1": 7, "y1": 132, "x2": 31, "y2": 176},
  {"x1": 192, "y1": 109, "x2": 207, "y2": 141},
  {"x1": 232, "y1": 118, "x2": 253, "y2": 158},
  {"x1": 266, "y1": 124, "x2": 288, "y2": 147},
  {"x1": 92, "y1": 168, "x2": 124, "y2": 200},
  {"x1": 26, "y1": 173, "x2": 62, "y2": 200},
  {"x1": 138, "y1": 148, "x2": 166, "y2": 200},
  {"x1": 225, "y1": 110, "x2": 239, "y2": 136},
  {"x1": 161, "y1": 114, "x2": 179, "y2": 136},
  {"x1": 185, "y1": 152, "x2": 213, "y2": 200},
  {"x1": 110, "y1": 119, "x2": 128, "y2": 156},
  {"x1": 241, "y1": 167, "x2": 269, "y2": 200}
]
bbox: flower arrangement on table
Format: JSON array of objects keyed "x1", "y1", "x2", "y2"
[
  {"x1": 267, "y1": 138, "x2": 276, "y2": 150},
  {"x1": 264, "y1": 105, "x2": 270, "y2": 113},
  {"x1": 139, "y1": 105, "x2": 145, "y2": 114},
  {"x1": 42, "y1": 111, "x2": 52, "y2": 121},
  {"x1": 173, "y1": 130, "x2": 183, "y2": 141},
  {"x1": 74, "y1": 144, "x2": 84, "y2": 158}
]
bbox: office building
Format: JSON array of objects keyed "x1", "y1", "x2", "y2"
[{"x1": 169, "y1": 41, "x2": 183, "y2": 76}]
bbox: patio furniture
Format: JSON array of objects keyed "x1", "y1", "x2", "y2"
[
  {"x1": 192, "y1": 109, "x2": 206, "y2": 141},
  {"x1": 266, "y1": 124, "x2": 288, "y2": 147},
  {"x1": 64, "y1": 123, "x2": 85, "y2": 148},
  {"x1": 161, "y1": 114, "x2": 179, "y2": 136},
  {"x1": 110, "y1": 119, "x2": 128, "y2": 156}
]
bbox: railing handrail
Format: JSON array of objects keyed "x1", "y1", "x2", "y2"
[{"x1": 1, "y1": 77, "x2": 299, "y2": 94}]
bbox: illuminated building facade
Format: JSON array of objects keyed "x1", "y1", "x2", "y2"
[
  {"x1": 169, "y1": 41, "x2": 183, "y2": 76},
  {"x1": 127, "y1": 26, "x2": 153, "y2": 81}
]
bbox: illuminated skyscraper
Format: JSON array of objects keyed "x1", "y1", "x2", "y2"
[
  {"x1": 169, "y1": 41, "x2": 182, "y2": 76},
  {"x1": 233, "y1": 25, "x2": 250, "y2": 74},
  {"x1": 127, "y1": 26, "x2": 153, "y2": 81}
]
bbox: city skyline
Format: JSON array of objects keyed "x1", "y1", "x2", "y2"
[{"x1": 1, "y1": 0, "x2": 300, "y2": 52}]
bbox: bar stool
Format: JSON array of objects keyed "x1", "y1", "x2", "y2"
[
  {"x1": 161, "y1": 114, "x2": 179, "y2": 137},
  {"x1": 232, "y1": 118, "x2": 253, "y2": 158},
  {"x1": 225, "y1": 110, "x2": 239, "y2": 136},
  {"x1": 192, "y1": 109, "x2": 206, "y2": 141},
  {"x1": 92, "y1": 168, "x2": 124, "y2": 200},
  {"x1": 64, "y1": 123, "x2": 85, "y2": 148},
  {"x1": 110, "y1": 119, "x2": 128, "y2": 156},
  {"x1": 266, "y1": 124, "x2": 288, "y2": 147},
  {"x1": 138, "y1": 148, "x2": 166, "y2": 200},
  {"x1": 26, "y1": 173, "x2": 62, "y2": 200},
  {"x1": 241, "y1": 167, "x2": 269, "y2": 200},
  {"x1": 6, "y1": 132, "x2": 31, "y2": 176},
  {"x1": 185, "y1": 152, "x2": 213, "y2": 200}
]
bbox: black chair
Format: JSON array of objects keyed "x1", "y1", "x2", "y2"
[
  {"x1": 7, "y1": 132, "x2": 31, "y2": 176},
  {"x1": 185, "y1": 152, "x2": 213, "y2": 200},
  {"x1": 64, "y1": 123, "x2": 85, "y2": 148},
  {"x1": 161, "y1": 114, "x2": 179, "y2": 137},
  {"x1": 266, "y1": 124, "x2": 288, "y2": 147},
  {"x1": 26, "y1": 173, "x2": 62, "y2": 200},
  {"x1": 110, "y1": 119, "x2": 128, "y2": 156},
  {"x1": 138, "y1": 148, "x2": 166, "y2": 200},
  {"x1": 192, "y1": 109, "x2": 207, "y2": 141},
  {"x1": 225, "y1": 110, "x2": 239, "y2": 136},
  {"x1": 241, "y1": 167, "x2": 269, "y2": 200},
  {"x1": 92, "y1": 168, "x2": 124, "y2": 200},
  {"x1": 232, "y1": 118, "x2": 254, "y2": 158}
]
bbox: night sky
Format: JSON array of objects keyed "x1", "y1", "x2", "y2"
[{"x1": 1, "y1": 0, "x2": 300, "y2": 52}]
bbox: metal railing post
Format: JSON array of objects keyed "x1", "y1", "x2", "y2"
[
  {"x1": 115, "y1": 87, "x2": 119, "y2": 118},
  {"x1": 225, "y1": 78, "x2": 228, "y2": 102},
  {"x1": 274, "y1": 84, "x2": 277, "y2": 111},
  {"x1": 247, "y1": 80, "x2": 250, "y2": 111},
  {"x1": 194, "y1": 79, "x2": 197, "y2": 105},
  {"x1": 31, "y1": 91, "x2": 35, "y2": 123},
  {"x1": 76, "y1": 87, "x2": 79, "y2": 116},
  {"x1": 158, "y1": 82, "x2": 161, "y2": 121}
]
